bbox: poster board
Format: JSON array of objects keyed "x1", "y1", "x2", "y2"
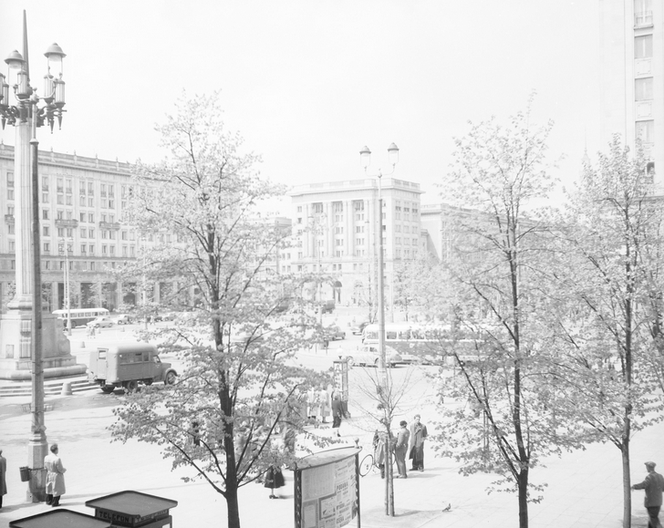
[{"x1": 294, "y1": 446, "x2": 360, "y2": 528}]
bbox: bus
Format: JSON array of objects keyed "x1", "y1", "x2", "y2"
[
  {"x1": 362, "y1": 323, "x2": 482, "y2": 365},
  {"x1": 52, "y1": 307, "x2": 109, "y2": 329}
]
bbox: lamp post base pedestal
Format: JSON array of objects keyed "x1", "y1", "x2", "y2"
[{"x1": 0, "y1": 310, "x2": 85, "y2": 380}]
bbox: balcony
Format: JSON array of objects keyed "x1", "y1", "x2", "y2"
[
  {"x1": 54, "y1": 219, "x2": 79, "y2": 228},
  {"x1": 99, "y1": 221, "x2": 121, "y2": 230},
  {"x1": 4, "y1": 214, "x2": 15, "y2": 225}
]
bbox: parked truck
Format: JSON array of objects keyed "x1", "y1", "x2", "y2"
[{"x1": 88, "y1": 343, "x2": 177, "y2": 393}]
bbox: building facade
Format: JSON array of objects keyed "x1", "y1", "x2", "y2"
[
  {"x1": 287, "y1": 177, "x2": 424, "y2": 315},
  {"x1": 600, "y1": 0, "x2": 661, "y2": 182},
  {"x1": 0, "y1": 142, "x2": 137, "y2": 313}
]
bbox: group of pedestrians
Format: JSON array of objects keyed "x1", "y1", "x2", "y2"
[{"x1": 371, "y1": 414, "x2": 429, "y2": 480}]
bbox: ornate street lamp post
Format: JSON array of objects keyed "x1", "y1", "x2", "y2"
[{"x1": 0, "y1": 10, "x2": 67, "y2": 502}]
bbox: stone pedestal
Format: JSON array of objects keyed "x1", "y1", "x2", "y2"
[{"x1": 0, "y1": 309, "x2": 86, "y2": 380}]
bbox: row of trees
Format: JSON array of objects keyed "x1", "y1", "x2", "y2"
[
  {"x1": 107, "y1": 90, "x2": 664, "y2": 528},
  {"x1": 398, "y1": 102, "x2": 664, "y2": 528}
]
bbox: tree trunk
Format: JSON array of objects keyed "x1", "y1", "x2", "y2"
[
  {"x1": 385, "y1": 431, "x2": 395, "y2": 516},
  {"x1": 518, "y1": 468, "x2": 529, "y2": 528},
  {"x1": 226, "y1": 481, "x2": 241, "y2": 528},
  {"x1": 621, "y1": 441, "x2": 631, "y2": 528}
]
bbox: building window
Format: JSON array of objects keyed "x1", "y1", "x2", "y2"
[
  {"x1": 66, "y1": 228, "x2": 73, "y2": 238},
  {"x1": 7, "y1": 172, "x2": 14, "y2": 200},
  {"x1": 89, "y1": 213, "x2": 94, "y2": 223},
  {"x1": 635, "y1": 35, "x2": 653, "y2": 58},
  {"x1": 89, "y1": 244, "x2": 95, "y2": 255},
  {"x1": 81, "y1": 244, "x2": 87, "y2": 254},
  {"x1": 42, "y1": 209, "x2": 49, "y2": 220},
  {"x1": 9, "y1": 241, "x2": 15, "y2": 251},
  {"x1": 90, "y1": 262, "x2": 95, "y2": 271},
  {"x1": 635, "y1": 0, "x2": 653, "y2": 26},
  {"x1": 80, "y1": 213, "x2": 85, "y2": 222},
  {"x1": 8, "y1": 224, "x2": 15, "y2": 234},
  {"x1": 635, "y1": 77, "x2": 653, "y2": 101},
  {"x1": 57, "y1": 210, "x2": 64, "y2": 220},
  {"x1": 42, "y1": 226, "x2": 49, "y2": 237},
  {"x1": 57, "y1": 227, "x2": 64, "y2": 237},
  {"x1": 312, "y1": 203, "x2": 323, "y2": 214},
  {"x1": 636, "y1": 120, "x2": 655, "y2": 143},
  {"x1": 333, "y1": 202, "x2": 343, "y2": 213},
  {"x1": 81, "y1": 228, "x2": 87, "y2": 238},
  {"x1": 43, "y1": 242, "x2": 50, "y2": 253}
]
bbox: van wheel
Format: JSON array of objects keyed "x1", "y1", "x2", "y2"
[
  {"x1": 101, "y1": 386, "x2": 115, "y2": 394},
  {"x1": 124, "y1": 380, "x2": 139, "y2": 393},
  {"x1": 165, "y1": 371, "x2": 177, "y2": 385}
]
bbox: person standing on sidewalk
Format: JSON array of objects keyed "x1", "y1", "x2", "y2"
[
  {"x1": 632, "y1": 460, "x2": 664, "y2": 528},
  {"x1": 408, "y1": 414, "x2": 428, "y2": 472},
  {"x1": 331, "y1": 393, "x2": 343, "y2": 437},
  {"x1": 394, "y1": 421, "x2": 410, "y2": 479},
  {"x1": 45, "y1": 443, "x2": 67, "y2": 507},
  {"x1": 0, "y1": 449, "x2": 6, "y2": 510}
]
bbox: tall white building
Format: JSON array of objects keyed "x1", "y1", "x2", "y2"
[
  {"x1": 288, "y1": 177, "x2": 424, "y2": 313},
  {"x1": 600, "y1": 0, "x2": 660, "y2": 182}
]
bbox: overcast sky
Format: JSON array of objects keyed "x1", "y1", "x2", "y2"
[{"x1": 0, "y1": 1, "x2": 601, "y2": 209}]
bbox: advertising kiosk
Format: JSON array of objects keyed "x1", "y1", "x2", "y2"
[{"x1": 294, "y1": 446, "x2": 361, "y2": 528}]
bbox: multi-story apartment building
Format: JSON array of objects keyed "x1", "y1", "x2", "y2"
[
  {"x1": 600, "y1": 0, "x2": 660, "y2": 183},
  {"x1": 0, "y1": 142, "x2": 137, "y2": 312},
  {"x1": 288, "y1": 177, "x2": 424, "y2": 313}
]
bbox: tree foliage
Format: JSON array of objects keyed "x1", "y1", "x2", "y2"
[
  {"x1": 109, "y1": 92, "x2": 331, "y2": 528},
  {"x1": 432, "y1": 101, "x2": 585, "y2": 528},
  {"x1": 556, "y1": 136, "x2": 664, "y2": 528}
]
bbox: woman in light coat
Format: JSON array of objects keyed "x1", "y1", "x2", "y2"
[{"x1": 45, "y1": 443, "x2": 66, "y2": 506}]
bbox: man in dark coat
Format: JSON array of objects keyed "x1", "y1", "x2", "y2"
[
  {"x1": 331, "y1": 393, "x2": 343, "y2": 437},
  {"x1": 632, "y1": 460, "x2": 664, "y2": 528}
]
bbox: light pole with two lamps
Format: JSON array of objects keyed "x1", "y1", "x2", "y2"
[
  {"x1": 360, "y1": 142, "x2": 399, "y2": 517},
  {"x1": 0, "y1": 11, "x2": 68, "y2": 502}
]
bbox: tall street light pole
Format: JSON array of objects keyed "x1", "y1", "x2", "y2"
[
  {"x1": 0, "y1": 11, "x2": 67, "y2": 502},
  {"x1": 59, "y1": 238, "x2": 72, "y2": 335},
  {"x1": 360, "y1": 143, "x2": 399, "y2": 517}
]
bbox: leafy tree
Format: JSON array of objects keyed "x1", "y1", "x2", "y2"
[
  {"x1": 433, "y1": 102, "x2": 585, "y2": 528},
  {"x1": 109, "y1": 92, "x2": 331, "y2": 528},
  {"x1": 557, "y1": 137, "x2": 664, "y2": 528}
]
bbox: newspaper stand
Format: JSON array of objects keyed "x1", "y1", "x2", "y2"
[
  {"x1": 9, "y1": 509, "x2": 111, "y2": 528},
  {"x1": 85, "y1": 490, "x2": 178, "y2": 528}
]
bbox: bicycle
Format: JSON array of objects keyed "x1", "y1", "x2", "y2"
[{"x1": 355, "y1": 437, "x2": 395, "y2": 477}]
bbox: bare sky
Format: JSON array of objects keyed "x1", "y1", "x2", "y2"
[{"x1": 0, "y1": 1, "x2": 601, "y2": 208}]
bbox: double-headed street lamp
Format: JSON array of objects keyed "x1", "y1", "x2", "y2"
[
  {"x1": 359, "y1": 143, "x2": 399, "y2": 388},
  {"x1": 0, "y1": 11, "x2": 67, "y2": 502}
]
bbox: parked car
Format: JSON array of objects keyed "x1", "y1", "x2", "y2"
[
  {"x1": 350, "y1": 321, "x2": 370, "y2": 335},
  {"x1": 87, "y1": 316, "x2": 114, "y2": 328},
  {"x1": 115, "y1": 314, "x2": 135, "y2": 325},
  {"x1": 344, "y1": 345, "x2": 402, "y2": 368},
  {"x1": 324, "y1": 325, "x2": 346, "y2": 341},
  {"x1": 88, "y1": 343, "x2": 177, "y2": 393}
]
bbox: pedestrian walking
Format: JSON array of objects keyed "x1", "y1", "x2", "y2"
[
  {"x1": 632, "y1": 460, "x2": 664, "y2": 528},
  {"x1": 319, "y1": 388, "x2": 330, "y2": 423},
  {"x1": 408, "y1": 414, "x2": 428, "y2": 471},
  {"x1": 44, "y1": 443, "x2": 67, "y2": 507},
  {"x1": 264, "y1": 465, "x2": 285, "y2": 499},
  {"x1": 0, "y1": 449, "x2": 6, "y2": 510},
  {"x1": 394, "y1": 420, "x2": 410, "y2": 479},
  {"x1": 331, "y1": 394, "x2": 343, "y2": 437}
]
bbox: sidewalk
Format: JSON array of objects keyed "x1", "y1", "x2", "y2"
[{"x1": 0, "y1": 388, "x2": 658, "y2": 527}]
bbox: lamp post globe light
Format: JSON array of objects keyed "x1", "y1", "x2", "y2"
[
  {"x1": 359, "y1": 143, "x2": 399, "y2": 389},
  {"x1": 0, "y1": 11, "x2": 84, "y2": 503}
]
